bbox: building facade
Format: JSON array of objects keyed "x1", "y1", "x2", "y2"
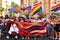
[
  {"x1": 0, "y1": 0, "x2": 2, "y2": 6},
  {"x1": 0, "y1": 0, "x2": 2, "y2": 16},
  {"x1": 0, "y1": 0, "x2": 60, "y2": 16},
  {"x1": 50, "y1": 0, "x2": 60, "y2": 7}
]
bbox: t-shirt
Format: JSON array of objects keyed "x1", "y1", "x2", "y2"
[
  {"x1": 0, "y1": 19, "x2": 3, "y2": 24},
  {"x1": 56, "y1": 23, "x2": 60, "y2": 28}
]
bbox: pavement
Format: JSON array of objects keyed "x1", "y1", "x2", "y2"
[
  {"x1": 1, "y1": 34, "x2": 55, "y2": 40},
  {"x1": 0, "y1": 29, "x2": 57, "y2": 40}
]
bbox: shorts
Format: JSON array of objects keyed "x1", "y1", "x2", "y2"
[{"x1": 56, "y1": 27, "x2": 60, "y2": 32}]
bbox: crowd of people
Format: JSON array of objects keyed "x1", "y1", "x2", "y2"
[{"x1": 0, "y1": 13, "x2": 60, "y2": 40}]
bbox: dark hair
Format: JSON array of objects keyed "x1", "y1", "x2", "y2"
[
  {"x1": 5, "y1": 15, "x2": 9, "y2": 19},
  {"x1": 0, "y1": 16, "x2": 3, "y2": 19},
  {"x1": 59, "y1": 20, "x2": 60, "y2": 22}
]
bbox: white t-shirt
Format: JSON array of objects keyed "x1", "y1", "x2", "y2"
[{"x1": 36, "y1": 20, "x2": 42, "y2": 22}]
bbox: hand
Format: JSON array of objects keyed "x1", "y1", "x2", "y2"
[{"x1": 59, "y1": 28, "x2": 60, "y2": 30}]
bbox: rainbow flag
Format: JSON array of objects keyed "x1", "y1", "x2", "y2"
[
  {"x1": 17, "y1": 22, "x2": 47, "y2": 36},
  {"x1": 30, "y1": 2, "x2": 42, "y2": 15},
  {"x1": 51, "y1": 4, "x2": 60, "y2": 12}
]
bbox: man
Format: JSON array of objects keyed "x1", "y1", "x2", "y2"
[{"x1": 6, "y1": 17, "x2": 19, "y2": 39}]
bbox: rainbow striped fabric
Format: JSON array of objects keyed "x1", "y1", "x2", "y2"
[
  {"x1": 17, "y1": 22, "x2": 47, "y2": 36},
  {"x1": 30, "y1": 2, "x2": 42, "y2": 15},
  {"x1": 51, "y1": 4, "x2": 60, "y2": 12}
]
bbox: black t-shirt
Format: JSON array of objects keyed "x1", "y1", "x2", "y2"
[
  {"x1": 55, "y1": 23, "x2": 60, "y2": 32},
  {"x1": 0, "y1": 20, "x2": 3, "y2": 24},
  {"x1": 56, "y1": 23, "x2": 60, "y2": 28}
]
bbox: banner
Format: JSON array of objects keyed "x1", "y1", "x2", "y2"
[{"x1": 17, "y1": 22, "x2": 47, "y2": 36}]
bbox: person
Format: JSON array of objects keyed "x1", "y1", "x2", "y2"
[
  {"x1": 18, "y1": 16, "x2": 25, "y2": 22},
  {"x1": 6, "y1": 17, "x2": 19, "y2": 39},
  {"x1": 0, "y1": 16, "x2": 5, "y2": 35},
  {"x1": 42, "y1": 14, "x2": 46, "y2": 22},
  {"x1": 35, "y1": 17, "x2": 42, "y2": 22},
  {"x1": 0, "y1": 16, "x2": 4, "y2": 28},
  {"x1": 55, "y1": 20, "x2": 60, "y2": 40},
  {"x1": 5, "y1": 15, "x2": 9, "y2": 20},
  {"x1": 30, "y1": 16, "x2": 36, "y2": 22},
  {"x1": 49, "y1": 17, "x2": 55, "y2": 39},
  {"x1": 25, "y1": 17, "x2": 31, "y2": 22},
  {"x1": 4, "y1": 15, "x2": 10, "y2": 27}
]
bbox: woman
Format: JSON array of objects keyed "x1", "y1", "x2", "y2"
[{"x1": 55, "y1": 20, "x2": 60, "y2": 40}]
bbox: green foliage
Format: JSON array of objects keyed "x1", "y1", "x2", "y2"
[
  {"x1": 37, "y1": 12, "x2": 44, "y2": 18},
  {"x1": 11, "y1": 2, "x2": 20, "y2": 9},
  {"x1": 0, "y1": 6, "x2": 4, "y2": 11},
  {"x1": 51, "y1": 12, "x2": 60, "y2": 17}
]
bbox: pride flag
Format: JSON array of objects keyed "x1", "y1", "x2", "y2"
[
  {"x1": 30, "y1": 2, "x2": 42, "y2": 15},
  {"x1": 17, "y1": 22, "x2": 47, "y2": 36},
  {"x1": 51, "y1": 4, "x2": 60, "y2": 12}
]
